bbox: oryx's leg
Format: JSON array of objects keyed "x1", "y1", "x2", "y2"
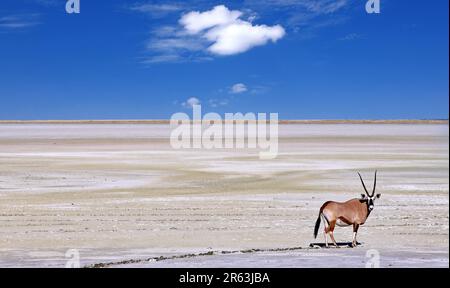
[
  {"x1": 323, "y1": 230, "x2": 328, "y2": 247},
  {"x1": 352, "y1": 224, "x2": 360, "y2": 248},
  {"x1": 321, "y1": 214, "x2": 329, "y2": 247},
  {"x1": 329, "y1": 220, "x2": 339, "y2": 247}
]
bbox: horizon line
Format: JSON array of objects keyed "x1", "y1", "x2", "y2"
[{"x1": 0, "y1": 119, "x2": 448, "y2": 124}]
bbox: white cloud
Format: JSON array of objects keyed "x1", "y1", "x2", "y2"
[
  {"x1": 147, "y1": 36, "x2": 204, "y2": 52},
  {"x1": 33, "y1": 0, "x2": 60, "y2": 6},
  {"x1": 130, "y1": 3, "x2": 184, "y2": 17},
  {"x1": 302, "y1": 0, "x2": 348, "y2": 14},
  {"x1": 209, "y1": 98, "x2": 229, "y2": 108},
  {"x1": 339, "y1": 33, "x2": 362, "y2": 41},
  {"x1": 180, "y1": 5, "x2": 285, "y2": 56},
  {"x1": 0, "y1": 14, "x2": 40, "y2": 29},
  {"x1": 205, "y1": 21, "x2": 285, "y2": 55},
  {"x1": 245, "y1": 0, "x2": 348, "y2": 14},
  {"x1": 182, "y1": 97, "x2": 201, "y2": 108},
  {"x1": 133, "y1": 1, "x2": 353, "y2": 63},
  {"x1": 244, "y1": 0, "x2": 351, "y2": 33},
  {"x1": 142, "y1": 25, "x2": 208, "y2": 63},
  {"x1": 230, "y1": 83, "x2": 248, "y2": 94},
  {"x1": 142, "y1": 54, "x2": 182, "y2": 64},
  {"x1": 142, "y1": 5, "x2": 285, "y2": 62},
  {"x1": 179, "y1": 5, "x2": 242, "y2": 34}
]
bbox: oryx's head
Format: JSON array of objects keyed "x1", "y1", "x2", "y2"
[{"x1": 358, "y1": 171, "x2": 381, "y2": 211}]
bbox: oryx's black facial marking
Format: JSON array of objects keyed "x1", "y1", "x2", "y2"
[{"x1": 367, "y1": 197, "x2": 374, "y2": 211}]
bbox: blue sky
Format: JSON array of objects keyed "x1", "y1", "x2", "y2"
[{"x1": 0, "y1": 0, "x2": 448, "y2": 120}]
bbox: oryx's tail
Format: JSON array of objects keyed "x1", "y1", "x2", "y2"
[{"x1": 313, "y1": 213, "x2": 321, "y2": 239}]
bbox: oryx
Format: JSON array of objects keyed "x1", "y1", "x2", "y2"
[{"x1": 313, "y1": 171, "x2": 381, "y2": 248}]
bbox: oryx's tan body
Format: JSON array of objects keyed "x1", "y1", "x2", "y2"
[{"x1": 321, "y1": 199, "x2": 369, "y2": 227}]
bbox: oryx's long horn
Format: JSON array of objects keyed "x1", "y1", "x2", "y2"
[
  {"x1": 357, "y1": 172, "x2": 369, "y2": 196},
  {"x1": 372, "y1": 170, "x2": 377, "y2": 197}
]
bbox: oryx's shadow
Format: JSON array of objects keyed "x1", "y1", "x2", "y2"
[{"x1": 309, "y1": 242, "x2": 363, "y2": 248}]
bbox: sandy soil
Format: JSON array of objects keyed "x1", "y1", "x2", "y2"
[{"x1": 0, "y1": 123, "x2": 448, "y2": 268}]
